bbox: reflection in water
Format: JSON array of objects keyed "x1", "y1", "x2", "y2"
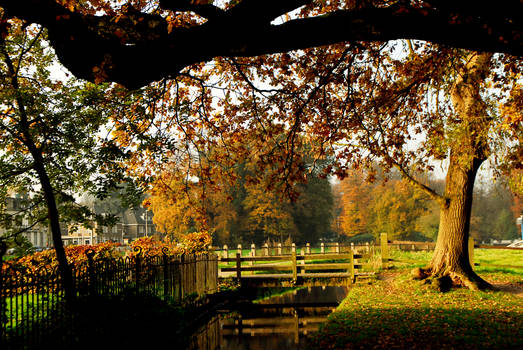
[{"x1": 186, "y1": 286, "x2": 349, "y2": 350}]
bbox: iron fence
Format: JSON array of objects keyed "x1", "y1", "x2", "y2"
[{"x1": 0, "y1": 249, "x2": 218, "y2": 349}]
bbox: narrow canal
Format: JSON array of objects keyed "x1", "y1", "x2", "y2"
[{"x1": 186, "y1": 286, "x2": 349, "y2": 349}]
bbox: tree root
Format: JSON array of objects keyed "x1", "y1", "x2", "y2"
[
  {"x1": 411, "y1": 266, "x2": 493, "y2": 292},
  {"x1": 449, "y1": 270, "x2": 493, "y2": 291},
  {"x1": 411, "y1": 267, "x2": 429, "y2": 280}
]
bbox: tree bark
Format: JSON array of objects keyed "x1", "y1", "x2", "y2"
[
  {"x1": 427, "y1": 154, "x2": 491, "y2": 290},
  {"x1": 423, "y1": 52, "x2": 494, "y2": 290}
]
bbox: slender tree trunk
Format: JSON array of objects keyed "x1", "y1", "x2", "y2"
[
  {"x1": 32, "y1": 151, "x2": 75, "y2": 300},
  {"x1": 0, "y1": 35, "x2": 75, "y2": 301}
]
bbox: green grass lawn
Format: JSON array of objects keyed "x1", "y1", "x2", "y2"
[
  {"x1": 389, "y1": 248, "x2": 523, "y2": 278},
  {"x1": 307, "y1": 248, "x2": 523, "y2": 349}
]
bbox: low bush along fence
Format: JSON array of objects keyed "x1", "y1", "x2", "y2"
[{"x1": 0, "y1": 234, "x2": 218, "y2": 349}]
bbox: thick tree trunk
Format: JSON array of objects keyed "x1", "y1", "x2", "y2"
[
  {"x1": 420, "y1": 52, "x2": 494, "y2": 291},
  {"x1": 426, "y1": 154, "x2": 491, "y2": 290}
]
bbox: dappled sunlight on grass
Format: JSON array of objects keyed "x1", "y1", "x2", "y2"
[{"x1": 307, "y1": 267, "x2": 523, "y2": 349}]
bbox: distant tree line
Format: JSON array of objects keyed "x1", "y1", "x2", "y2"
[
  {"x1": 333, "y1": 168, "x2": 521, "y2": 243},
  {"x1": 145, "y1": 157, "x2": 335, "y2": 246}
]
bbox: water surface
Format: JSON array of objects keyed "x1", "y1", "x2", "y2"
[{"x1": 188, "y1": 286, "x2": 349, "y2": 349}]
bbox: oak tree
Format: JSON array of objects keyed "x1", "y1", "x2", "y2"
[
  {"x1": 153, "y1": 42, "x2": 518, "y2": 290},
  {"x1": 1, "y1": 1, "x2": 521, "y2": 292}
]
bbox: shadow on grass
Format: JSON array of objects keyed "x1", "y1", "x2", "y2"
[
  {"x1": 10, "y1": 290, "x2": 202, "y2": 350},
  {"x1": 307, "y1": 307, "x2": 522, "y2": 350}
]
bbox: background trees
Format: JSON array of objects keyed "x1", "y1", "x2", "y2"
[
  {"x1": 0, "y1": 18, "x2": 141, "y2": 295},
  {"x1": 470, "y1": 180, "x2": 520, "y2": 242},
  {"x1": 334, "y1": 170, "x2": 521, "y2": 243},
  {"x1": 145, "y1": 155, "x2": 335, "y2": 246}
]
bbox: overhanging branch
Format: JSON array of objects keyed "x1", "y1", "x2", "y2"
[
  {"x1": 0, "y1": 1, "x2": 521, "y2": 88},
  {"x1": 393, "y1": 162, "x2": 449, "y2": 208}
]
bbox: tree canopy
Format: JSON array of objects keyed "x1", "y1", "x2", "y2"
[
  {"x1": 0, "y1": 0, "x2": 521, "y2": 88},
  {"x1": 0, "y1": 1, "x2": 521, "y2": 292}
]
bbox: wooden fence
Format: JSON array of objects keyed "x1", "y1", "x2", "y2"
[
  {"x1": 0, "y1": 251, "x2": 218, "y2": 349},
  {"x1": 214, "y1": 234, "x2": 523, "y2": 284},
  {"x1": 216, "y1": 243, "x2": 373, "y2": 284},
  {"x1": 215, "y1": 241, "x2": 375, "y2": 258}
]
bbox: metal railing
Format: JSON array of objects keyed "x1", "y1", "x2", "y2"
[{"x1": 0, "y1": 249, "x2": 218, "y2": 349}]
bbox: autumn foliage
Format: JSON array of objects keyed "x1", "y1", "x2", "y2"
[
  {"x1": 2, "y1": 242, "x2": 121, "y2": 274},
  {"x1": 3, "y1": 232, "x2": 211, "y2": 275},
  {"x1": 128, "y1": 231, "x2": 211, "y2": 258},
  {"x1": 335, "y1": 169, "x2": 435, "y2": 241}
]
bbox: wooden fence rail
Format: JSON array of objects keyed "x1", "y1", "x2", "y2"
[
  {"x1": 215, "y1": 234, "x2": 523, "y2": 285},
  {"x1": 218, "y1": 249, "x2": 372, "y2": 284}
]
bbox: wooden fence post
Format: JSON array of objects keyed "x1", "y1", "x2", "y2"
[
  {"x1": 236, "y1": 252, "x2": 242, "y2": 281},
  {"x1": 250, "y1": 244, "x2": 256, "y2": 266},
  {"x1": 300, "y1": 248, "x2": 305, "y2": 275},
  {"x1": 292, "y1": 249, "x2": 297, "y2": 282},
  {"x1": 468, "y1": 236, "x2": 475, "y2": 267},
  {"x1": 277, "y1": 243, "x2": 282, "y2": 256},
  {"x1": 335, "y1": 242, "x2": 340, "y2": 254},
  {"x1": 320, "y1": 242, "x2": 325, "y2": 254},
  {"x1": 350, "y1": 242, "x2": 355, "y2": 253},
  {"x1": 366, "y1": 242, "x2": 370, "y2": 253},
  {"x1": 223, "y1": 245, "x2": 228, "y2": 259},
  {"x1": 263, "y1": 243, "x2": 269, "y2": 256},
  {"x1": 349, "y1": 249, "x2": 355, "y2": 284},
  {"x1": 306, "y1": 242, "x2": 311, "y2": 255},
  {"x1": 381, "y1": 233, "x2": 389, "y2": 269}
]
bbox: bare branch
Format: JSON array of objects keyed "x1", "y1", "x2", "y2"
[{"x1": 393, "y1": 162, "x2": 449, "y2": 208}]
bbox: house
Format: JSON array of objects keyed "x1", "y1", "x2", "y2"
[
  {"x1": 63, "y1": 223, "x2": 96, "y2": 246},
  {"x1": 63, "y1": 206, "x2": 156, "y2": 245},
  {"x1": 1, "y1": 195, "x2": 62, "y2": 248}
]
